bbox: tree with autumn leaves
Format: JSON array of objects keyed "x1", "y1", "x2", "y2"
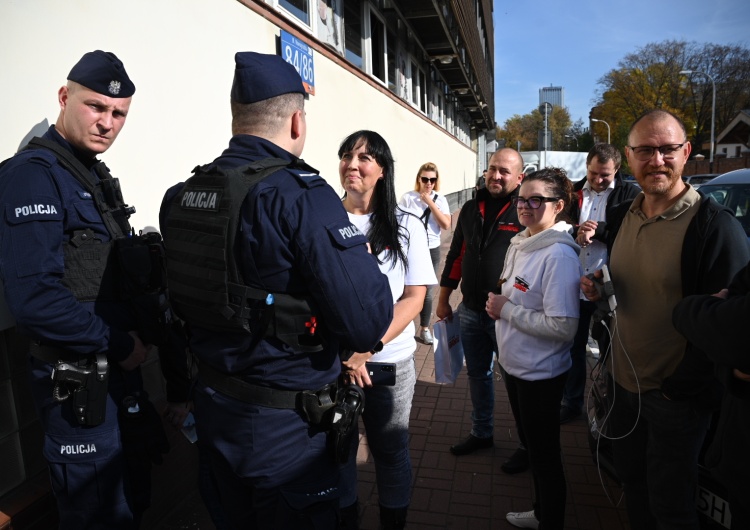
[
  {"x1": 498, "y1": 39, "x2": 750, "y2": 158},
  {"x1": 592, "y1": 40, "x2": 750, "y2": 154}
]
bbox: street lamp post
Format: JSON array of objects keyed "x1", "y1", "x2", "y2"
[
  {"x1": 565, "y1": 134, "x2": 578, "y2": 150},
  {"x1": 591, "y1": 118, "x2": 610, "y2": 144},
  {"x1": 539, "y1": 102, "x2": 553, "y2": 151},
  {"x1": 680, "y1": 69, "x2": 716, "y2": 168}
]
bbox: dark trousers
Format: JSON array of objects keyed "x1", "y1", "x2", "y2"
[
  {"x1": 504, "y1": 371, "x2": 568, "y2": 530},
  {"x1": 207, "y1": 446, "x2": 340, "y2": 530},
  {"x1": 561, "y1": 300, "x2": 596, "y2": 412},
  {"x1": 610, "y1": 382, "x2": 711, "y2": 530}
]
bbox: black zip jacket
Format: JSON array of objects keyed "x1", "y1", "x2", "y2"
[{"x1": 440, "y1": 187, "x2": 521, "y2": 312}]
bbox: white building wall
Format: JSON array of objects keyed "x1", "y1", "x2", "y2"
[{"x1": 0, "y1": 0, "x2": 476, "y2": 231}]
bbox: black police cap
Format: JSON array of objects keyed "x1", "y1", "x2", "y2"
[
  {"x1": 231, "y1": 52, "x2": 305, "y2": 104},
  {"x1": 67, "y1": 50, "x2": 135, "y2": 98}
]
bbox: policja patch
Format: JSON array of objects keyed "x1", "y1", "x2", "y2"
[{"x1": 179, "y1": 186, "x2": 222, "y2": 211}]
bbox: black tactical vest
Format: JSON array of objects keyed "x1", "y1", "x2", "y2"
[
  {"x1": 163, "y1": 159, "x2": 323, "y2": 352},
  {"x1": 22, "y1": 138, "x2": 137, "y2": 302}
]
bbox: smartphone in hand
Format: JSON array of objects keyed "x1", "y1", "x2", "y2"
[{"x1": 365, "y1": 362, "x2": 396, "y2": 386}]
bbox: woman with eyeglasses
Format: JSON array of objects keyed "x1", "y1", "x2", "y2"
[
  {"x1": 337, "y1": 131, "x2": 437, "y2": 530},
  {"x1": 485, "y1": 168, "x2": 582, "y2": 530},
  {"x1": 398, "y1": 162, "x2": 451, "y2": 344}
]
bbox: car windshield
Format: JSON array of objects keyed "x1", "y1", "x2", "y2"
[{"x1": 700, "y1": 183, "x2": 750, "y2": 237}]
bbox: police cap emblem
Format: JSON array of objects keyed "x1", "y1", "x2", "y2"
[{"x1": 108, "y1": 80, "x2": 121, "y2": 95}]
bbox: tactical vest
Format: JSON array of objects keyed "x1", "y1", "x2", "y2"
[
  {"x1": 163, "y1": 159, "x2": 323, "y2": 352},
  {"x1": 22, "y1": 138, "x2": 137, "y2": 302}
]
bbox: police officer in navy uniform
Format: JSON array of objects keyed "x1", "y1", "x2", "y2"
[
  {"x1": 0, "y1": 51, "x2": 190, "y2": 528},
  {"x1": 159, "y1": 52, "x2": 393, "y2": 529}
]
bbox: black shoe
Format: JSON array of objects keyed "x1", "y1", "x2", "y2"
[
  {"x1": 559, "y1": 405, "x2": 582, "y2": 424},
  {"x1": 449, "y1": 434, "x2": 494, "y2": 455},
  {"x1": 501, "y1": 447, "x2": 529, "y2": 474}
]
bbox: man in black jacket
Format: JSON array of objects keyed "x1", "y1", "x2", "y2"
[
  {"x1": 437, "y1": 148, "x2": 528, "y2": 471},
  {"x1": 560, "y1": 144, "x2": 640, "y2": 424},
  {"x1": 673, "y1": 262, "x2": 750, "y2": 530},
  {"x1": 581, "y1": 110, "x2": 749, "y2": 530}
]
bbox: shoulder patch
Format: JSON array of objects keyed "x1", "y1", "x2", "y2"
[
  {"x1": 327, "y1": 218, "x2": 368, "y2": 249},
  {"x1": 5, "y1": 197, "x2": 63, "y2": 224}
]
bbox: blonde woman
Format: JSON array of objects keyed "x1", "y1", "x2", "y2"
[{"x1": 398, "y1": 162, "x2": 451, "y2": 344}]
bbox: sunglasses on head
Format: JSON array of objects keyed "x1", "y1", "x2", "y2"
[{"x1": 420, "y1": 177, "x2": 437, "y2": 184}]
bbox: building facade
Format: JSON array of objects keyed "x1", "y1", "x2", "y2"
[
  {"x1": 539, "y1": 85, "x2": 564, "y2": 108},
  {"x1": 0, "y1": 0, "x2": 496, "y2": 523}
]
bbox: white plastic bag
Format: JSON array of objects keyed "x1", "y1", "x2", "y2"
[{"x1": 432, "y1": 315, "x2": 464, "y2": 384}]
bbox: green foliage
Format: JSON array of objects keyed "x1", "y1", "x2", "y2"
[{"x1": 497, "y1": 105, "x2": 573, "y2": 151}]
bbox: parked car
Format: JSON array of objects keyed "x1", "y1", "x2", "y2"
[
  {"x1": 620, "y1": 173, "x2": 641, "y2": 189},
  {"x1": 683, "y1": 173, "x2": 719, "y2": 189},
  {"x1": 697, "y1": 168, "x2": 750, "y2": 239}
]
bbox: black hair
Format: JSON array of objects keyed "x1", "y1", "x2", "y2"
[
  {"x1": 338, "y1": 130, "x2": 408, "y2": 267},
  {"x1": 522, "y1": 167, "x2": 574, "y2": 224},
  {"x1": 586, "y1": 143, "x2": 622, "y2": 168}
]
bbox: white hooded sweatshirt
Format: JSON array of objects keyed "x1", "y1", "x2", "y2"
[{"x1": 495, "y1": 221, "x2": 583, "y2": 381}]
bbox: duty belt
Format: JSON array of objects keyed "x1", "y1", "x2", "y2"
[
  {"x1": 197, "y1": 360, "x2": 337, "y2": 424},
  {"x1": 30, "y1": 342, "x2": 81, "y2": 364}
]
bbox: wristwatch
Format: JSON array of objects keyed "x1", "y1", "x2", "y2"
[{"x1": 370, "y1": 340, "x2": 383, "y2": 354}]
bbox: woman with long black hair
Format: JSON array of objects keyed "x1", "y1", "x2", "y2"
[{"x1": 337, "y1": 130, "x2": 436, "y2": 529}]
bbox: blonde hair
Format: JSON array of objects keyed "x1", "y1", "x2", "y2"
[{"x1": 414, "y1": 162, "x2": 440, "y2": 192}]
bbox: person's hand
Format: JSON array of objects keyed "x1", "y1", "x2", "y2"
[
  {"x1": 420, "y1": 191, "x2": 434, "y2": 204},
  {"x1": 733, "y1": 369, "x2": 750, "y2": 382},
  {"x1": 576, "y1": 220, "x2": 597, "y2": 247},
  {"x1": 485, "y1": 292, "x2": 508, "y2": 320},
  {"x1": 118, "y1": 331, "x2": 151, "y2": 371},
  {"x1": 712, "y1": 288, "x2": 729, "y2": 299},
  {"x1": 580, "y1": 271, "x2": 603, "y2": 302},
  {"x1": 436, "y1": 299, "x2": 453, "y2": 321},
  {"x1": 342, "y1": 352, "x2": 373, "y2": 387},
  {"x1": 163, "y1": 401, "x2": 192, "y2": 430}
]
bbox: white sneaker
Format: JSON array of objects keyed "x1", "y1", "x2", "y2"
[
  {"x1": 587, "y1": 336, "x2": 600, "y2": 358},
  {"x1": 506, "y1": 510, "x2": 539, "y2": 529},
  {"x1": 420, "y1": 328, "x2": 433, "y2": 344}
]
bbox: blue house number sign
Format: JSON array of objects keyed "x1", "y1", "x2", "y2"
[{"x1": 280, "y1": 30, "x2": 315, "y2": 95}]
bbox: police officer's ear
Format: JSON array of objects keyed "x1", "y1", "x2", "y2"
[
  {"x1": 290, "y1": 109, "x2": 305, "y2": 141},
  {"x1": 58, "y1": 85, "x2": 70, "y2": 112}
]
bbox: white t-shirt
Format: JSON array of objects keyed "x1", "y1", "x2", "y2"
[
  {"x1": 347, "y1": 209, "x2": 437, "y2": 362},
  {"x1": 398, "y1": 191, "x2": 451, "y2": 249}
]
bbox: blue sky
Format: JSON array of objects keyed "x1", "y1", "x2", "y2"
[{"x1": 492, "y1": 0, "x2": 750, "y2": 127}]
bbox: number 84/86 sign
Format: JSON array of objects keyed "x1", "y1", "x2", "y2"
[{"x1": 280, "y1": 30, "x2": 315, "y2": 95}]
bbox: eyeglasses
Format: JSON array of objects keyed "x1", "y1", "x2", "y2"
[
  {"x1": 627, "y1": 143, "x2": 685, "y2": 161},
  {"x1": 511, "y1": 196, "x2": 561, "y2": 209},
  {"x1": 420, "y1": 177, "x2": 438, "y2": 184}
]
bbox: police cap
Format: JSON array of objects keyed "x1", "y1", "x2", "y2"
[
  {"x1": 231, "y1": 52, "x2": 305, "y2": 104},
  {"x1": 67, "y1": 50, "x2": 135, "y2": 98}
]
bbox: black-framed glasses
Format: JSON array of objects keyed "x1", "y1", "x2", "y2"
[
  {"x1": 627, "y1": 143, "x2": 685, "y2": 161},
  {"x1": 420, "y1": 177, "x2": 438, "y2": 184},
  {"x1": 512, "y1": 196, "x2": 561, "y2": 209}
]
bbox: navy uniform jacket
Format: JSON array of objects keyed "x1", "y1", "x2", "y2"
[
  {"x1": 0, "y1": 125, "x2": 147, "y2": 527},
  {"x1": 160, "y1": 134, "x2": 392, "y2": 392},
  {"x1": 0, "y1": 126, "x2": 136, "y2": 360}
]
